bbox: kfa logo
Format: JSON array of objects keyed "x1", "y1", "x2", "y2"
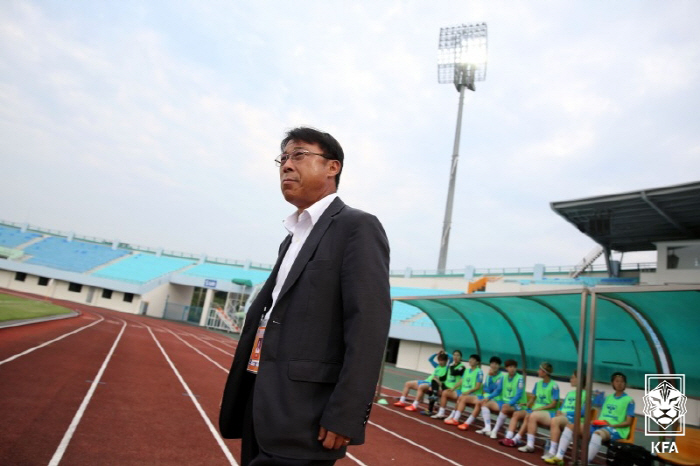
[{"x1": 643, "y1": 374, "x2": 687, "y2": 454}]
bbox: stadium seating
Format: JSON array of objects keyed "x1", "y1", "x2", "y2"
[
  {"x1": 24, "y1": 237, "x2": 129, "y2": 273},
  {"x1": 93, "y1": 253, "x2": 195, "y2": 284},
  {"x1": 0, "y1": 225, "x2": 41, "y2": 248}
]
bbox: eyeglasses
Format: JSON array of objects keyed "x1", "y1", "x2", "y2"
[{"x1": 274, "y1": 149, "x2": 328, "y2": 167}]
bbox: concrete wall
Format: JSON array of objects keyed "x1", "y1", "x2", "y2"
[
  {"x1": 641, "y1": 241, "x2": 700, "y2": 285},
  {"x1": 395, "y1": 340, "x2": 443, "y2": 374}
]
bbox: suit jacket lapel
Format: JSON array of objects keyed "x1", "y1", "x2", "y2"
[
  {"x1": 275, "y1": 197, "x2": 345, "y2": 305},
  {"x1": 247, "y1": 234, "x2": 291, "y2": 323}
]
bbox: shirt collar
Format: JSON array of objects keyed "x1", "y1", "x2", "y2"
[{"x1": 283, "y1": 193, "x2": 338, "y2": 233}]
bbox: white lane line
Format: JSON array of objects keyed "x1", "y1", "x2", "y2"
[
  {"x1": 147, "y1": 326, "x2": 237, "y2": 466},
  {"x1": 48, "y1": 318, "x2": 126, "y2": 466},
  {"x1": 0, "y1": 314, "x2": 105, "y2": 366},
  {"x1": 346, "y1": 452, "x2": 368, "y2": 465},
  {"x1": 177, "y1": 330, "x2": 234, "y2": 356},
  {"x1": 162, "y1": 327, "x2": 230, "y2": 373},
  {"x1": 368, "y1": 420, "x2": 463, "y2": 465},
  {"x1": 375, "y1": 403, "x2": 539, "y2": 466}
]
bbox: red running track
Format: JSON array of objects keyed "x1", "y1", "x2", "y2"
[{"x1": 0, "y1": 293, "x2": 546, "y2": 465}]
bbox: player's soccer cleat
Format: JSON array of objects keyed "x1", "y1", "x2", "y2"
[
  {"x1": 541, "y1": 452, "x2": 555, "y2": 460},
  {"x1": 419, "y1": 410, "x2": 433, "y2": 416},
  {"x1": 404, "y1": 405, "x2": 418, "y2": 412},
  {"x1": 544, "y1": 456, "x2": 564, "y2": 465},
  {"x1": 518, "y1": 445, "x2": 535, "y2": 453},
  {"x1": 489, "y1": 429, "x2": 499, "y2": 439},
  {"x1": 475, "y1": 427, "x2": 491, "y2": 435},
  {"x1": 431, "y1": 413, "x2": 448, "y2": 419},
  {"x1": 499, "y1": 438, "x2": 516, "y2": 447},
  {"x1": 444, "y1": 418, "x2": 459, "y2": 425},
  {"x1": 457, "y1": 423, "x2": 469, "y2": 431},
  {"x1": 393, "y1": 401, "x2": 408, "y2": 407}
]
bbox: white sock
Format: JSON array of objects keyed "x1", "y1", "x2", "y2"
[
  {"x1": 527, "y1": 434, "x2": 535, "y2": 448},
  {"x1": 493, "y1": 412, "x2": 508, "y2": 433},
  {"x1": 557, "y1": 427, "x2": 573, "y2": 458},
  {"x1": 513, "y1": 433, "x2": 521, "y2": 443},
  {"x1": 549, "y1": 441, "x2": 558, "y2": 455},
  {"x1": 466, "y1": 414, "x2": 475, "y2": 425},
  {"x1": 412, "y1": 400, "x2": 419, "y2": 408},
  {"x1": 400, "y1": 396, "x2": 406, "y2": 403},
  {"x1": 505, "y1": 430, "x2": 514, "y2": 440},
  {"x1": 452, "y1": 410, "x2": 462, "y2": 420},
  {"x1": 482, "y1": 407, "x2": 492, "y2": 429},
  {"x1": 437, "y1": 407, "x2": 445, "y2": 416},
  {"x1": 588, "y1": 434, "x2": 603, "y2": 462}
]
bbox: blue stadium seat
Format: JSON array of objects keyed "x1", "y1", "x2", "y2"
[
  {"x1": 0, "y1": 225, "x2": 41, "y2": 248},
  {"x1": 93, "y1": 253, "x2": 195, "y2": 284},
  {"x1": 24, "y1": 237, "x2": 129, "y2": 273}
]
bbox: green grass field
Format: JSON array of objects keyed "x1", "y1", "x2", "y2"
[{"x1": 0, "y1": 293, "x2": 72, "y2": 322}]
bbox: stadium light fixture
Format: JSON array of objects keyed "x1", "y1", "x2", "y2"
[{"x1": 436, "y1": 23, "x2": 488, "y2": 274}]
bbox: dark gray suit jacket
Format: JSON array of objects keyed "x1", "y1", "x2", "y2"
[{"x1": 219, "y1": 197, "x2": 391, "y2": 460}]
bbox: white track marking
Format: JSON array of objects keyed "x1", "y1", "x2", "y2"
[
  {"x1": 345, "y1": 452, "x2": 368, "y2": 465},
  {"x1": 0, "y1": 314, "x2": 105, "y2": 366},
  {"x1": 162, "y1": 327, "x2": 230, "y2": 373},
  {"x1": 375, "y1": 403, "x2": 539, "y2": 466},
  {"x1": 368, "y1": 420, "x2": 463, "y2": 465},
  {"x1": 147, "y1": 326, "x2": 237, "y2": 466},
  {"x1": 48, "y1": 318, "x2": 126, "y2": 466},
  {"x1": 176, "y1": 330, "x2": 234, "y2": 356}
]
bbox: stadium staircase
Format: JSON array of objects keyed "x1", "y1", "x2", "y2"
[{"x1": 569, "y1": 245, "x2": 604, "y2": 278}]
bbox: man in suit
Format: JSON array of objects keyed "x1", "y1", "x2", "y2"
[{"x1": 219, "y1": 127, "x2": 391, "y2": 465}]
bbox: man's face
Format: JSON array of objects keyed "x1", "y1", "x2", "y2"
[
  {"x1": 506, "y1": 365, "x2": 517, "y2": 376},
  {"x1": 469, "y1": 357, "x2": 478, "y2": 368},
  {"x1": 279, "y1": 139, "x2": 339, "y2": 210},
  {"x1": 570, "y1": 373, "x2": 578, "y2": 387},
  {"x1": 453, "y1": 352, "x2": 462, "y2": 364},
  {"x1": 489, "y1": 362, "x2": 500, "y2": 374}
]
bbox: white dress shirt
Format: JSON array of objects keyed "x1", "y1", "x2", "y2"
[{"x1": 260, "y1": 193, "x2": 338, "y2": 325}]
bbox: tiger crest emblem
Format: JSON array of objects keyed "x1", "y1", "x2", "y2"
[{"x1": 643, "y1": 380, "x2": 687, "y2": 429}]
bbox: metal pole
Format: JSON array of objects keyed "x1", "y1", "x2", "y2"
[
  {"x1": 571, "y1": 289, "x2": 589, "y2": 464},
  {"x1": 579, "y1": 289, "x2": 598, "y2": 464},
  {"x1": 437, "y1": 84, "x2": 466, "y2": 273}
]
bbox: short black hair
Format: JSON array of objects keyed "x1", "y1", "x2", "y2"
[
  {"x1": 611, "y1": 372, "x2": 627, "y2": 383},
  {"x1": 504, "y1": 359, "x2": 518, "y2": 368},
  {"x1": 469, "y1": 354, "x2": 481, "y2": 364},
  {"x1": 280, "y1": 127, "x2": 344, "y2": 187},
  {"x1": 489, "y1": 356, "x2": 502, "y2": 365},
  {"x1": 437, "y1": 353, "x2": 449, "y2": 362}
]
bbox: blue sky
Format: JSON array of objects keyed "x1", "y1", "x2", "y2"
[{"x1": 1, "y1": 1, "x2": 698, "y2": 271}]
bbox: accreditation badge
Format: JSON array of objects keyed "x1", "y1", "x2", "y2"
[{"x1": 246, "y1": 326, "x2": 266, "y2": 374}]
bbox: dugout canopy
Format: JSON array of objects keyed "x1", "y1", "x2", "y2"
[{"x1": 393, "y1": 286, "x2": 700, "y2": 397}]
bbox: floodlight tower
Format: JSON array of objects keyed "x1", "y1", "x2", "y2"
[{"x1": 436, "y1": 23, "x2": 488, "y2": 274}]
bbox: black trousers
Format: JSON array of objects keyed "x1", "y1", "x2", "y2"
[{"x1": 241, "y1": 374, "x2": 336, "y2": 466}]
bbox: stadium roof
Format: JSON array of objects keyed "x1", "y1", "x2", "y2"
[{"x1": 551, "y1": 181, "x2": 700, "y2": 252}]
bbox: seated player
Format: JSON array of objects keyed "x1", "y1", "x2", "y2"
[
  {"x1": 499, "y1": 362, "x2": 559, "y2": 450},
  {"x1": 394, "y1": 351, "x2": 450, "y2": 410},
  {"x1": 430, "y1": 350, "x2": 466, "y2": 419},
  {"x1": 444, "y1": 354, "x2": 483, "y2": 425},
  {"x1": 541, "y1": 370, "x2": 586, "y2": 461},
  {"x1": 459, "y1": 356, "x2": 503, "y2": 431},
  {"x1": 546, "y1": 372, "x2": 635, "y2": 465},
  {"x1": 477, "y1": 359, "x2": 526, "y2": 439}
]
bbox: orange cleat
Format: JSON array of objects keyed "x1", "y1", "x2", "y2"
[
  {"x1": 444, "y1": 418, "x2": 460, "y2": 425},
  {"x1": 393, "y1": 401, "x2": 408, "y2": 407},
  {"x1": 404, "y1": 404, "x2": 418, "y2": 412},
  {"x1": 458, "y1": 423, "x2": 469, "y2": 431}
]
